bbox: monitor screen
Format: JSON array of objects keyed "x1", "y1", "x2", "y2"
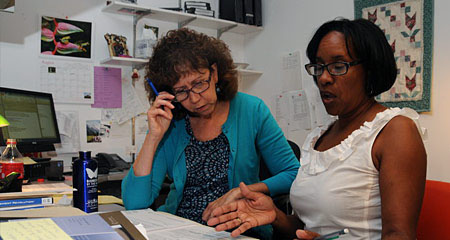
[{"x1": 0, "y1": 87, "x2": 61, "y2": 153}]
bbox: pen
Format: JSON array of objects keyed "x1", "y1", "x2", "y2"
[
  {"x1": 314, "y1": 228, "x2": 349, "y2": 240},
  {"x1": 147, "y1": 78, "x2": 159, "y2": 96}
]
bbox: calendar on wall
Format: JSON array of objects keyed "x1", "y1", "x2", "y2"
[{"x1": 40, "y1": 59, "x2": 94, "y2": 104}]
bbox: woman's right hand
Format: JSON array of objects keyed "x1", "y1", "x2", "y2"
[
  {"x1": 207, "y1": 182, "x2": 277, "y2": 238},
  {"x1": 147, "y1": 92, "x2": 175, "y2": 141},
  {"x1": 295, "y1": 229, "x2": 320, "y2": 239}
]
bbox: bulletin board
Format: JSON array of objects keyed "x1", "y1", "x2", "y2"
[{"x1": 354, "y1": 0, "x2": 433, "y2": 112}]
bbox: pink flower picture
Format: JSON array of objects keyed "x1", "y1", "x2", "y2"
[{"x1": 40, "y1": 16, "x2": 92, "y2": 58}]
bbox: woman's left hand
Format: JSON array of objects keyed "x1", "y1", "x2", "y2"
[
  {"x1": 202, "y1": 187, "x2": 241, "y2": 222},
  {"x1": 206, "y1": 182, "x2": 276, "y2": 238},
  {"x1": 295, "y1": 229, "x2": 320, "y2": 239}
]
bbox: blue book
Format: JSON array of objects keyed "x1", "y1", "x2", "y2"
[
  {"x1": 0, "y1": 197, "x2": 53, "y2": 208},
  {"x1": 2, "y1": 205, "x2": 46, "y2": 211}
]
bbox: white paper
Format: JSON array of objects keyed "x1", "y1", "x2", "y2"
[
  {"x1": 135, "y1": 113, "x2": 149, "y2": 135},
  {"x1": 287, "y1": 90, "x2": 311, "y2": 131},
  {"x1": 273, "y1": 90, "x2": 312, "y2": 137},
  {"x1": 273, "y1": 93, "x2": 289, "y2": 137},
  {"x1": 304, "y1": 87, "x2": 335, "y2": 128},
  {"x1": 40, "y1": 59, "x2": 94, "y2": 104},
  {"x1": 281, "y1": 51, "x2": 302, "y2": 91},
  {"x1": 146, "y1": 224, "x2": 241, "y2": 239},
  {"x1": 122, "y1": 209, "x2": 193, "y2": 232},
  {"x1": 55, "y1": 111, "x2": 81, "y2": 153},
  {"x1": 133, "y1": 73, "x2": 151, "y2": 111},
  {"x1": 122, "y1": 209, "x2": 255, "y2": 239},
  {"x1": 101, "y1": 78, "x2": 147, "y2": 124}
]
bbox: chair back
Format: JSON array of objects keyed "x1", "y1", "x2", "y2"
[
  {"x1": 259, "y1": 140, "x2": 300, "y2": 181},
  {"x1": 259, "y1": 140, "x2": 300, "y2": 216},
  {"x1": 416, "y1": 180, "x2": 450, "y2": 239}
]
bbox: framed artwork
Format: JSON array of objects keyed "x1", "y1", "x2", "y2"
[
  {"x1": 354, "y1": 0, "x2": 434, "y2": 112},
  {"x1": 40, "y1": 16, "x2": 92, "y2": 59},
  {"x1": 104, "y1": 33, "x2": 131, "y2": 58}
]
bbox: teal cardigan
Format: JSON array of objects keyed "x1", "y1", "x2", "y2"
[{"x1": 122, "y1": 92, "x2": 300, "y2": 212}]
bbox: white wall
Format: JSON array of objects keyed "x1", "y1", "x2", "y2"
[
  {"x1": 0, "y1": 0, "x2": 246, "y2": 168},
  {"x1": 1, "y1": 0, "x2": 449, "y2": 182},
  {"x1": 244, "y1": 0, "x2": 450, "y2": 182}
]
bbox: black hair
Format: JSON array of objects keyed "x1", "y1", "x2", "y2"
[{"x1": 306, "y1": 18, "x2": 397, "y2": 97}]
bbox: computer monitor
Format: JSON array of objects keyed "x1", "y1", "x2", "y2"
[{"x1": 0, "y1": 87, "x2": 61, "y2": 154}]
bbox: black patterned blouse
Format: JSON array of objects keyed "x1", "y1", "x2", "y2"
[{"x1": 175, "y1": 116, "x2": 230, "y2": 224}]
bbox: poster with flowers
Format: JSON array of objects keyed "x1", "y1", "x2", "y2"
[
  {"x1": 354, "y1": 0, "x2": 433, "y2": 112},
  {"x1": 40, "y1": 16, "x2": 92, "y2": 59}
]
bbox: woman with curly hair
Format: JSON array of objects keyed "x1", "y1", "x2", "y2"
[{"x1": 121, "y1": 28, "x2": 299, "y2": 239}]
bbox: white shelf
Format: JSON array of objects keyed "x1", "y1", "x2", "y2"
[
  {"x1": 102, "y1": 1, "x2": 152, "y2": 16},
  {"x1": 102, "y1": 1, "x2": 263, "y2": 35},
  {"x1": 100, "y1": 56, "x2": 148, "y2": 66},
  {"x1": 101, "y1": 1, "x2": 263, "y2": 76},
  {"x1": 229, "y1": 23, "x2": 263, "y2": 34},
  {"x1": 237, "y1": 69, "x2": 263, "y2": 77}
]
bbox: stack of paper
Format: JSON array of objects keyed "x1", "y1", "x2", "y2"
[
  {"x1": 0, "y1": 182, "x2": 74, "y2": 209},
  {"x1": 121, "y1": 208, "x2": 256, "y2": 240},
  {"x1": 0, "y1": 214, "x2": 123, "y2": 240}
]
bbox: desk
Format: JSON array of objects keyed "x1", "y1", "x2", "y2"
[
  {"x1": 0, "y1": 206, "x2": 256, "y2": 240},
  {"x1": 98, "y1": 169, "x2": 129, "y2": 183},
  {"x1": 98, "y1": 170, "x2": 128, "y2": 199},
  {"x1": 59, "y1": 169, "x2": 129, "y2": 199}
]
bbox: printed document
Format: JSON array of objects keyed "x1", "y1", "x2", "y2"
[{"x1": 122, "y1": 208, "x2": 255, "y2": 239}]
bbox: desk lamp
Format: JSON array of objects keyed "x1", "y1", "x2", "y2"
[{"x1": 0, "y1": 114, "x2": 9, "y2": 127}]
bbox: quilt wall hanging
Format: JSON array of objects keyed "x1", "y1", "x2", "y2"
[{"x1": 354, "y1": 0, "x2": 434, "y2": 112}]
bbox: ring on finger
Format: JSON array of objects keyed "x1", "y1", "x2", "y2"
[{"x1": 236, "y1": 217, "x2": 242, "y2": 224}]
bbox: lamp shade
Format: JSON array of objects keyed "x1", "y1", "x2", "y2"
[{"x1": 0, "y1": 114, "x2": 9, "y2": 127}]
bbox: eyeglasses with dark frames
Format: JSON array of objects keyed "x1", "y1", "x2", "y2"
[
  {"x1": 172, "y1": 69, "x2": 213, "y2": 102},
  {"x1": 305, "y1": 60, "x2": 363, "y2": 76}
]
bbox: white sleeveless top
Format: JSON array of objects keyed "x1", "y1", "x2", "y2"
[{"x1": 289, "y1": 108, "x2": 426, "y2": 239}]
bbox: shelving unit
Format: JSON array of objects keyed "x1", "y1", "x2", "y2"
[
  {"x1": 100, "y1": 56, "x2": 148, "y2": 66},
  {"x1": 101, "y1": 1, "x2": 263, "y2": 37},
  {"x1": 100, "y1": 1, "x2": 263, "y2": 162},
  {"x1": 100, "y1": 1, "x2": 263, "y2": 78}
]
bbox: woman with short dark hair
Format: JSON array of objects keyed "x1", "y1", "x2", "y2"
[{"x1": 207, "y1": 18, "x2": 427, "y2": 240}]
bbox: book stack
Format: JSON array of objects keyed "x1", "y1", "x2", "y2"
[
  {"x1": 0, "y1": 182, "x2": 73, "y2": 211},
  {"x1": 0, "y1": 195, "x2": 54, "y2": 211},
  {"x1": 184, "y1": 1, "x2": 215, "y2": 18}
]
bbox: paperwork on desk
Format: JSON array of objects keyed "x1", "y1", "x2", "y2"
[
  {"x1": 0, "y1": 214, "x2": 123, "y2": 240},
  {"x1": 0, "y1": 206, "x2": 86, "y2": 218},
  {"x1": 99, "y1": 195, "x2": 123, "y2": 205},
  {"x1": 122, "y1": 208, "x2": 255, "y2": 239},
  {"x1": 0, "y1": 218, "x2": 72, "y2": 240},
  {"x1": 0, "y1": 183, "x2": 73, "y2": 200}
]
